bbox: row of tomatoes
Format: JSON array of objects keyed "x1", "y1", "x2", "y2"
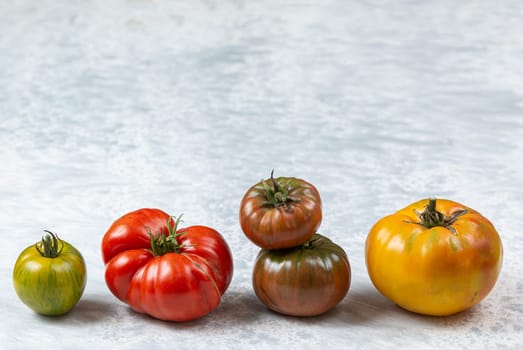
[{"x1": 13, "y1": 172, "x2": 503, "y2": 321}]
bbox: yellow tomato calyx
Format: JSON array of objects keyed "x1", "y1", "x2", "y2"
[
  {"x1": 35, "y1": 231, "x2": 64, "y2": 258},
  {"x1": 417, "y1": 198, "x2": 467, "y2": 233}
]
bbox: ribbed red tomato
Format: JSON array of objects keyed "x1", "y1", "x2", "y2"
[{"x1": 101, "y1": 208, "x2": 233, "y2": 321}]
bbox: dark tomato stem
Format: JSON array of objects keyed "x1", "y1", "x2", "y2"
[
  {"x1": 418, "y1": 198, "x2": 445, "y2": 228},
  {"x1": 262, "y1": 170, "x2": 298, "y2": 211},
  {"x1": 418, "y1": 198, "x2": 468, "y2": 232},
  {"x1": 302, "y1": 235, "x2": 321, "y2": 249},
  {"x1": 269, "y1": 169, "x2": 281, "y2": 192}
]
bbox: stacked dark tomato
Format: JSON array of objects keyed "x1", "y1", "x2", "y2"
[{"x1": 239, "y1": 171, "x2": 351, "y2": 316}]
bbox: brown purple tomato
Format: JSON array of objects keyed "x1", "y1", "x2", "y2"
[
  {"x1": 252, "y1": 233, "x2": 351, "y2": 316},
  {"x1": 239, "y1": 171, "x2": 322, "y2": 250}
]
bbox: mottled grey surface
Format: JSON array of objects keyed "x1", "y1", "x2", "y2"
[{"x1": 1, "y1": 0, "x2": 523, "y2": 349}]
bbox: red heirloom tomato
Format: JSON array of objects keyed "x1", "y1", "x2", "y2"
[
  {"x1": 239, "y1": 171, "x2": 322, "y2": 250},
  {"x1": 252, "y1": 234, "x2": 351, "y2": 316},
  {"x1": 101, "y1": 208, "x2": 233, "y2": 321},
  {"x1": 365, "y1": 198, "x2": 503, "y2": 316}
]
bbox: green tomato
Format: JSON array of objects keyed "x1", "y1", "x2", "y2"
[{"x1": 13, "y1": 231, "x2": 86, "y2": 316}]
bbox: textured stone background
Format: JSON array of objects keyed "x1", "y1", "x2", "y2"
[{"x1": 1, "y1": 1, "x2": 522, "y2": 348}]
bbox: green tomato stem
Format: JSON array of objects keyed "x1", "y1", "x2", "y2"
[
  {"x1": 35, "y1": 231, "x2": 64, "y2": 258},
  {"x1": 419, "y1": 198, "x2": 446, "y2": 228},
  {"x1": 418, "y1": 198, "x2": 468, "y2": 233},
  {"x1": 148, "y1": 215, "x2": 187, "y2": 256},
  {"x1": 301, "y1": 234, "x2": 323, "y2": 250},
  {"x1": 262, "y1": 170, "x2": 299, "y2": 211}
]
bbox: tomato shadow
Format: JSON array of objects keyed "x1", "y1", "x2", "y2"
[
  {"x1": 335, "y1": 285, "x2": 399, "y2": 324},
  {"x1": 32, "y1": 295, "x2": 117, "y2": 324},
  {"x1": 392, "y1": 303, "x2": 482, "y2": 327},
  {"x1": 331, "y1": 285, "x2": 481, "y2": 327},
  {"x1": 122, "y1": 288, "x2": 267, "y2": 330},
  {"x1": 200, "y1": 284, "x2": 399, "y2": 326},
  {"x1": 215, "y1": 285, "x2": 400, "y2": 326},
  {"x1": 268, "y1": 284, "x2": 398, "y2": 325},
  {"x1": 213, "y1": 288, "x2": 268, "y2": 322},
  {"x1": 71, "y1": 297, "x2": 118, "y2": 323}
]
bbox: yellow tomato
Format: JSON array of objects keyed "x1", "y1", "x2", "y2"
[{"x1": 365, "y1": 198, "x2": 503, "y2": 316}]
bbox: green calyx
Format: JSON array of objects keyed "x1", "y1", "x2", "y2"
[
  {"x1": 302, "y1": 239, "x2": 315, "y2": 250},
  {"x1": 35, "y1": 230, "x2": 64, "y2": 258},
  {"x1": 300, "y1": 234, "x2": 335, "y2": 251},
  {"x1": 418, "y1": 198, "x2": 467, "y2": 232},
  {"x1": 148, "y1": 215, "x2": 187, "y2": 256},
  {"x1": 262, "y1": 170, "x2": 299, "y2": 210}
]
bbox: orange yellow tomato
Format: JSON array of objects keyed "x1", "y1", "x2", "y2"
[{"x1": 365, "y1": 198, "x2": 503, "y2": 316}]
